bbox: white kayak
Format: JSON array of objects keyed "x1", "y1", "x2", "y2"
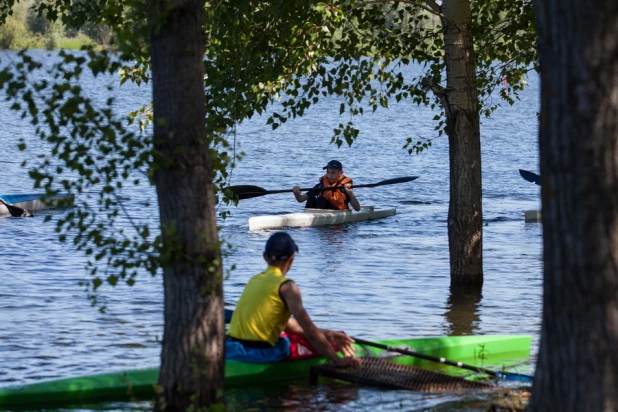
[
  {"x1": 0, "y1": 193, "x2": 74, "y2": 215},
  {"x1": 249, "y1": 206, "x2": 396, "y2": 231}
]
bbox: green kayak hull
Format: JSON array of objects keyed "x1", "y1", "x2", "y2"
[{"x1": 0, "y1": 335, "x2": 531, "y2": 407}]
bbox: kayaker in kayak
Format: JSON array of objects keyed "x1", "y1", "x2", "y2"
[
  {"x1": 0, "y1": 198, "x2": 33, "y2": 217},
  {"x1": 227, "y1": 232, "x2": 360, "y2": 367},
  {"x1": 292, "y1": 160, "x2": 361, "y2": 211}
]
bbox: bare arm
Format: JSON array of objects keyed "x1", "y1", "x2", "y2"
[
  {"x1": 344, "y1": 184, "x2": 361, "y2": 211},
  {"x1": 284, "y1": 312, "x2": 356, "y2": 357},
  {"x1": 280, "y1": 281, "x2": 340, "y2": 361},
  {"x1": 284, "y1": 316, "x2": 304, "y2": 335},
  {"x1": 292, "y1": 186, "x2": 308, "y2": 203},
  {"x1": 280, "y1": 281, "x2": 357, "y2": 365}
]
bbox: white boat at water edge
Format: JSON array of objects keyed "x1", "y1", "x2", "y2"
[
  {"x1": 248, "y1": 206, "x2": 396, "y2": 231},
  {"x1": 0, "y1": 193, "x2": 74, "y2": 216}
]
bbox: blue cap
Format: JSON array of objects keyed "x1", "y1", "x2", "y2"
[
  {"x1": 265, "y1": 232, "x2": 299, "y2": 261},
  {"x1": 322, "y1": 160, "x2": 343, "y2": 170}
]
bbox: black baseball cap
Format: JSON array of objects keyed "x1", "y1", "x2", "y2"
[
  {"x1": 265, "y1": 232, "x2": 299, "y2": 261},
  {"x1": 322, "y1": 160, "x2": 343, "y2": 170}
]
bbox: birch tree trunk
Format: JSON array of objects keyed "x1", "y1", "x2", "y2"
[
  {"x1": 441, "y1": 0, "x2": 483, "y2": 284},
  {"x1": 530, "y1": 0, "x2": 618, "y2": 409},
  {"x1": 149, "y1": 0, "x2": 225, "y2": 409}
]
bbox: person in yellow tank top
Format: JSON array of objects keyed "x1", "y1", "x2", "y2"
[
  {"x1": 292, "y1": 160, "x2": 361, "y2": 211},
  {"x1": 227, "y1": 232, "x2": 359, "y2": 367}
]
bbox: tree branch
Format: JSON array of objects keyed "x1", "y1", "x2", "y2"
[
  {"x1": 422, "y1": 0, "x2": 441, "y2": 13},
  {"x1": 421, "y1": 76, "x2": 452, "y2": 121}
]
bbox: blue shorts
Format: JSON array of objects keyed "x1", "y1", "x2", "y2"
[{"x1": 225, "y1": 337, "x2": 291, "y2": 363}]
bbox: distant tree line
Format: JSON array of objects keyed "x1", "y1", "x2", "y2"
[{"x1": 0, "y1": 0, "x2": 111, "y2": 50}]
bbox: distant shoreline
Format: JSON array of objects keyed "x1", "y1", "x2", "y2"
[{"x1": 1, "y1": 0, "x2": 109, "y2": 51}]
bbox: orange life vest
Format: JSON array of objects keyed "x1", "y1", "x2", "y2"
[{"x1": 319, "y1": 175, "x2": 353, "y2": 210}]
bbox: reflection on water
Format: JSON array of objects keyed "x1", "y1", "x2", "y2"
[
  {"x1": 314, "y1": 225, "x2": 352, "y2": 266},
  {"x1": 19, "y1": 381, "x2": 511, "y2": 412},
  {"x1": 317, "y1": 224, "x2": 351, "y2": 244},
  {"x1": 443, "y1": 284, "x2": 483, "y2": 336},
  {"x1": 226, "y1": 381, "x2": 470, "y2": 411}
]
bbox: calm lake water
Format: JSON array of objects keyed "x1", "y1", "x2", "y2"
[{"x1": 0, "y1": 50, "x2": 542, "y2": 411}]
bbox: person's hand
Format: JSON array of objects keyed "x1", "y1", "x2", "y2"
[
  {"x1": 292, "y1": 186, "x2": 301, "y2": 195},
  {"x1": 332, "y1": 356, "x2": 361, "y2": 368},
  {"x1": 325, "y1": 330, "x2": 356, "y2": 357},
  {"x1": 343, "y1": 183, "x2": 354, "y2": 195}
]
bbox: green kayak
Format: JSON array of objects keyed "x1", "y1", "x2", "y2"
[{"x1": 0, "y1": 335, "x2": 531, "y2": 408}]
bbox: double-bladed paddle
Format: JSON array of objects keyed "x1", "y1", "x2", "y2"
[
  {"x1": 519, "y1": 169, "x2": 540, "y2": 186},
  {"x1": 353, "y1": 338, "x2": 533, "y2": 383},
  {"x1": 224, "y1": 176, "x2": 420, "y2": 200}
]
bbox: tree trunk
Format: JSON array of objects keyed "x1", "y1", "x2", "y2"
[
  {"x1": 441, "y1": 0, "x2": 483, "y2": 284},
  {"x1": 530, "y1": 0, "x2": 618, "y2": 410},
  {"x1": 149, "y1": 0, "x2": 225, "y2": 410}
]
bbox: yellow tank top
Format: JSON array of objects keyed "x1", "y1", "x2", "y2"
[{"x1": 228, "y1": 266, "x2": 292, "y2": 345}]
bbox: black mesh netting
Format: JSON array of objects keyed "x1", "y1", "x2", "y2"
[{"x1": 310, "y1": 357, "x2": 496, "y2": 392}]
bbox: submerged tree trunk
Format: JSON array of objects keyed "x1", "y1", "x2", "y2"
[
  {"x1": 530, "y1": 0, "x2": 618, "y2": 410},
  {"x1": 149, "y1": 0, "x2": 225, "y2": 409},
  {"x1": 441, "y1": 0, "x2": 483, "y2": 284},
  {"x1": 444, "y1": 283, "x2": 483, "y2": 335}
]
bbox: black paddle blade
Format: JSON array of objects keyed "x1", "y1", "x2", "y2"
[
  {"x1": 0, "y1": 199, "x2": 33, "y2": 217},
  {"x1": 369, "y1": 176, "x2": 419, "y2": 187},
  {"x1": 223, "y1": 185, "x2": 269, "y2": 200},
  {"x1": 519, "y1": 169, "x2": 540, "y2": 185}
]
